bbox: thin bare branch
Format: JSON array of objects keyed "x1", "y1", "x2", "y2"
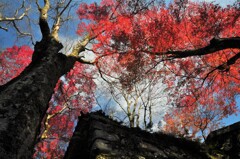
[
  {"x1": 0, "y1": 7, "x2": 30, "y2": 22},
  {"x1": 0, "y1": 1, "x2": 30, "y2": 34},
  {"x1": 0, "y1": 25, "x2": 8, "y2": 31},
  {"x1": 50, "y1": 0, "x2": 73, "y2": 41}
]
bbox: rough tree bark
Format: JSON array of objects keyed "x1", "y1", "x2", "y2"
[
  {"x1": 0, "y1": 0, "x2": 92, "y2": 157},
  {"x1": 0, "y1": 37, "x2": 78, "y2": 158}
]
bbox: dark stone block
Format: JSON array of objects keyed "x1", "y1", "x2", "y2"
[
  {"x1": 65, "y1": 111, "x2": 213, "y2": 159},
  {"x1": 205, "y1": 121, "x2": 240, "y2": 159}
]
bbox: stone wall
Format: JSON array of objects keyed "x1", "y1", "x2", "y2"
[
  {"x1": 64, "y1": 111, "x2": 209, "y2": 159},
  {"x1": 205, "y1": 121, "x2": 240, "y2": 159}
]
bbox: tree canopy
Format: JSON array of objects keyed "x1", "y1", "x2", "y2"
[{"x1": 77, "y1": 0, "x2": 240, "y2": 139}]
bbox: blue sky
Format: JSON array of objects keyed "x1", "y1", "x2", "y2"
[
  {"x1": 192, "y1": 0, "x2": 237, "y2": 6},
  {"x1": 223, "y1": 96, "x2": 240, "y2": 125}
]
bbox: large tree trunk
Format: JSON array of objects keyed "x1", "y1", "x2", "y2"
[{"x1": 0, "y1": 38, "x2": 77, "y2": 158}]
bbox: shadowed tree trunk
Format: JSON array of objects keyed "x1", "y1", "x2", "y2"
[
  {"x1": 0, "y1": 38, "x2": 78, "y2": 158},
  {"x1": 0, "y1": 0, "x2": 92, "y2": 157}
]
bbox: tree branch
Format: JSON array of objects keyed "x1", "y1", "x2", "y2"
[
  {"x1": 12, "y1": 21, "x2": 31, "y2": 37},
  {"x1": 201, "y1": 52, "x2": 240, "y2": 86},
  {"x1": 37, "y1": 0, "x2": 50, "y2": 38},
  {"x1": 0, "y1": 5, "x2": 30, "y2": 22},
  {"x1": 0, "y1": 25, "x2": 8, "y2": 31},
  {"x1": 147, "y1": 37, "x2": 240, "y2": 58},
  {"x1": 50, "y1": 0, "x2": 73, "y2": 41},
  {"x1": 67, "y1": 34, "x2": 95, "y2": 65},
  {"x1": 216, "y1": 52, "x2": 240, "y2": 71},
  {"x1": 68, "y1": 35, "x2": 91, "y2": 57},
  {"x1": 0, "y1": 1, "x2": 30, "y2": 34}
]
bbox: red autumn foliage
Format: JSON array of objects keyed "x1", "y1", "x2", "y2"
[
  {"x1": 77, "y1": 0, "x2": 239, "y2": 138},
  {"x1": 33, "y1": 62, "x2": 96, "y2": 158},
  {"x1": 0, "y1": 45, "x2": 33, "y2": 85},
  {"x1": 163, "y1": 104, "x2": 228, "y2": 141}
]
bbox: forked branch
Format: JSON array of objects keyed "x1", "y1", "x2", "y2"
[
  {"x1": 36, "y1": 0, "x2": 51, "y2": 38},
  {"x1": 68, "y1": 34, "x2": 95, "y2": 64}
]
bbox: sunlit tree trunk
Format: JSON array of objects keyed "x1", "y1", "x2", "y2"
[
  {"x1": 127, "y1": 101, "x2": 134, "y2": 128},
  {"x1": 136, "y1": 105, "x2": 142, "y2": 128}
]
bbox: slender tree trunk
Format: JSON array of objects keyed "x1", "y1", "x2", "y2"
[
  {"x1": 126, "y1": 99, "x2": 134, "y2": 127},
  {"x1": 129, "y1": 117, "x2": 135, "y2": 128},
  {"x1": 0, "y1": 38, "x2": 77, "y2": 158},
  {"x1": 148, "y1": 104, "x2": 153, "y2": 128},
  {"x1": 144, "y1": 106, "x2": 147, "y2": 129},
  {"x1": 136, "y1": 106, "x2": 141, "y2": 128}
]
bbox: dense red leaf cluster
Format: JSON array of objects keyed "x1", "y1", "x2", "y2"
[{"x1": 0, "y1": 46, "x2": 33, "y2": 85}]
